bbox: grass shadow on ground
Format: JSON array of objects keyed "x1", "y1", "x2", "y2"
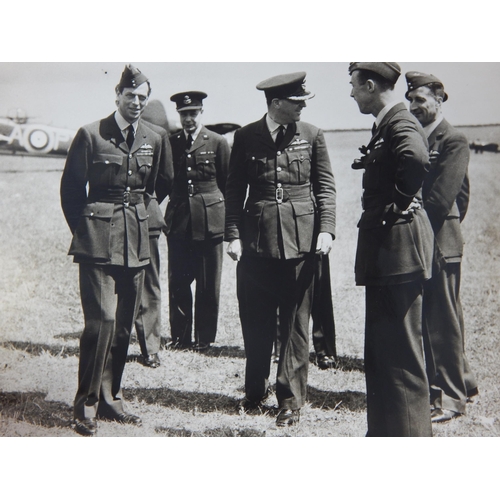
[
  {"x1": 155, "y1": 426, "x2": 266, "y2": 437},
  {"x1": 124, "y1": 387, "x2": 242, "y2": 415},
  {"x1": 0, "y1": 341, "x2": 79, "y2": 358},
  {"x1": 0, "y1": 391, "x2": 73, "y2": 428},
  {"x1": 306, "y1": 386, "x2": 366, "y2": 412}
]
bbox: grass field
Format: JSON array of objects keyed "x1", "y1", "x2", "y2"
[{"x1": 0, "y1": 128, "x2": 499, "y2": 438}]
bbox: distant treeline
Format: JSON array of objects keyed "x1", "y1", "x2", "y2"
[{"x1": 324, "y1": 124, "x2": 500, "y2": 133}]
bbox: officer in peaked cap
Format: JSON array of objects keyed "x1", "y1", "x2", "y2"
[
  {"x1": 164, "y1": 90, "x2": 230, "y2": 352},
  {"x1": 61, "y1": 64, "x2": 173, "y2": 436},
  {"x1": 405, "y1": 70, "x2": 478, "y2": 424},
  {"x1": 224, "y1": 72, "x2": 336, "y2": 427},
  {"x1": 349, "y1": 62, "x2": 434, "y2": 436}
]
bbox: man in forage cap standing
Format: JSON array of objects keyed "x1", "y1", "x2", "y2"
[
  {"x1": 61, "y1": 64, "x2": 173, "y2": 436},
  {"x1": 225, "y1": 72, "x2": 336, "y2": 426},
  {"x1": 349, "y1": 62, "x2": 434, "y2": 436},
  {"x1": 405, "y1": 70, "x2": 478, "y2": 423}
]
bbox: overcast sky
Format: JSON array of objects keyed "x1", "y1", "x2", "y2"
[{"x1": 1, "y1": 62, "x2": 499, "y2": 132}]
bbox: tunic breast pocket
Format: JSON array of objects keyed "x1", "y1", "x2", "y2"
[
  {"x1": 362, "y1": 148, "x2": 384, "y2": 190},
  {"x1": 196, "y1": 152, "x2": 216, "y2": 179},
  {"x1": 291, "y1": 200, "x2": 316, "y2": 253},
  {"x1": 90, "y1": 153, "x2": 123, "y2": 186},
  {"x1": 285, "y1": 146, "x2": 312, "y2": 183},
  {"x1": 136, "y1": 156, "x2": 153, "y2": 184},
  {"x1": 245, "y1": 154, "x2": 267, "y2": 181}
]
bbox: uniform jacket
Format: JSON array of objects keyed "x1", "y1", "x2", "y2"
[
  {"x1": 60, "y1": 113, "x2": 173, "y2": 266},
  {"x1": 165, "y1": 126, "x2": 230, "y2": 240},
  {"x1": 142, "y1": 120, "x2": 174, "y2": 236},
  {"x1": 224, "y1": 115, "x2": 336, "y2": 259},
  {"x1": 353, "y1": 103, "x2": 434, "y2": 285},
  {"x1": 424, "y1": 118, "x2": 469, "y2": 263}
]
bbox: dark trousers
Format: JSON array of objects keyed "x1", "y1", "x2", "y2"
[
  {"x1": 74, "y1": 264, "x2": 144, "y2": 420},
  {"x1": 423, "y1": 262, "x2": 476, "y2": 413},
  {"x1": 275, "y1": 254, "x2": 336, "y2": 357},
  {"x1": 135, "y1": 235, "x2": 162, "y2": 356},
  {"x1": 364, "y1": 281, "x2": 432, "y2": 437},
  {"x1": 237, "y1": 255, "x2": 315, "y2": 410},
  {"x1": 311, "y1": 254, "x2": 337, "y2": 357},
  {"x1": 167, "y1": 236, "x2": 223, "y2": 346}
]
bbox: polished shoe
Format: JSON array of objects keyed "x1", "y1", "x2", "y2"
[
  {"x1": 317, "y1": 354, "x2": 336, "y2": 370},
  {"x1": 431, "y1": 408, "x2": 461, "y2": 423},
  {"x1": 237, "y1": 390, "x2": 271, "y2": 414},
  {"x1": 112, "y1": 413, "x2": 142, "y2": 425},
  {"x1": 276, "y1": 408, "x2": 300, "y2": 427},
  {"x1": 192, "y1": 342, "x2": 211, "y2": 351},
  {"x1": 73, "y1": 418, "x2": 97, "y2": 436},
  {"x1": 143, "y1": 353, "x2": 160, "y2": 368}
]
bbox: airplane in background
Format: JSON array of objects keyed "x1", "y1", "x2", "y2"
[
  {"x1": 0, "y1": 102, "x2": 239, "y2": 157},
  {"x1": 0, "y1": 108, "x2": 76, "y2": 156}
]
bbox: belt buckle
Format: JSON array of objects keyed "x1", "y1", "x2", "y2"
[
  {"x1": 276, "y1": 185, "x2": 283, "y2": 204},
  {"x1": 188, "y1": 184, "x2": 195, "y2": 196},
  {"x1": 123, "y1": 191, "x2": 130, "y2": 207}
]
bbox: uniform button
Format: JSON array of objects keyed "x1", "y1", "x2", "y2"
[
  {"x1": 187, "y1": 154, "x2": 192, "y2": 158},
  {"x1": 277, "y1": 167, "x2": 282, "y2": 172},
  {"x1": 128, "y1": 170, "x2": 132, "y2": 175},
  {"x1": 277, "y1": 183, "x2": 282, "y2": 188},
  {"x1": 126, "y1": 186, "x2": 131, "y2": 192},
  {"x1": 382, "y1": 220, "x2": 386, "y2": 226},
  {"x1": 219, "y1": 197, "x2": 223, "y2": 201},
  {"x1": 90, "y1": 212, "x2": 94, "y2": 216},
  {"x1": 129, "y1": 154, "x2": 133, "y2": 159},
  {"x1": 104, "y1": 160, "x2": 109, "y2": 164},
  {"x1": 251, "y1": 156, "x2": 255, "y2": 160},
  {"x1": 277, "y1": 151, "x2": 281, "y2": 156},
  {"x1": 187, "y1": 167, "x2": 192, "y2": 171},
  {"x1": 206, "y1": 160, "x2": 209, "y2": 164},
  {"x1": 188, "y1": 180, "x2": 192, "y2": 184}
]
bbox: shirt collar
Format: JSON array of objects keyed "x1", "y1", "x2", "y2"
[
  {"x1": 266, "y1": 113, "x2": 287, "y2": 134},
  {"x1": 423, "y1": 114, "x2": 444, "y2": 138},
  {"x1": 374, "y1": 101, "x2": 401, "y2": 129},
  {"x1": 114, "y1": 111, "x2": 138, "y2": 133},
  {"x1": 184, "y1": 124, "x2": 202, "y2": 142}
]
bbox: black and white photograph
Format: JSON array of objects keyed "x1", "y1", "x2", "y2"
[{"x1": 1, "y1": 2, "x2": 498, "y2": 498}]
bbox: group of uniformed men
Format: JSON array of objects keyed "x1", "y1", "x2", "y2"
[{"x1": 60, "y1": 62, "x2": 476, "y2": 437}]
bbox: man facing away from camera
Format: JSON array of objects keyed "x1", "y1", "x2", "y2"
[
  {"x1": 349, "y1": 62, "x2": 434, "y2": 436},
  {"x1": 405, "y1": 71, "x2": 478, "y2": 423},
  {"x1": 60, "y1": 64, "x2": 172, "y2": 436},
  {"x1": 225, "y1": 72, "x2": 336, "y2": 427}
]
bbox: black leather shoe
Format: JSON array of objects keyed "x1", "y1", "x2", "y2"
[
  {"x1": 317, "y1": 354, "x2": 336, "y2": 370},
  {"x1": 431, "y1": 408, "x2": 461, "y2": 423},
  {"x1": 73, "y1": 418, "x2": 97, "y2": 436},
  {"x1": 192, "y1": 342, "x2": 211, "y2": 351},
  {"x1": 112, "y1": 413, "x2": 142, "y2": 425},
  {"x1": 276, "y1": 408, "x2": 300, "y2": 427},
  {"x1": 143, "y1": 353, "x2": 160, "y2": 368}
]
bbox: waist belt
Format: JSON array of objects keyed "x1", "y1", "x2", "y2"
[
  {"x1": 248, "y1": 184, "x2": 311, "y2": 204},
  {"x1": 172, "y1": 180, "x2": 219, "y2": 197},
  {"x1": 88, "y1": 190, "x2": 145, "y2": 207}
]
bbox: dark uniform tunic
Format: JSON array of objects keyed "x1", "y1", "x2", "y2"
[
  {"x1": 353, "y1": 103, "x2": 434, "y2": 436},
  {"x1": 225, "y1": 115, "x2": 336, "y2": 409},
  {"x1": 165, "y1": 126, "x2": 230, "y2": 346},
  {"x1": 422, "y1": 118, "x2": 478, "y2": 414},
  {"x1": 60, "y1": 113, "x2": 171, "y2": 420}
]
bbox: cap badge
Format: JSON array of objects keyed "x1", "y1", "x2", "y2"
[{"x1": 183, "y1": 95, "x2": 192, "y2": 104}]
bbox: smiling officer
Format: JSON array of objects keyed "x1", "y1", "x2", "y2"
[{"x1": 60, "y1": 64, "x2": 172, "y2": 436}]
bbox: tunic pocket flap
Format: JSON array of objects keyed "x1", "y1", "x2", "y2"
[
  {"x1": 202, "y1": 192, "x2": 225, "y2": 207},
  {"x1": 93, "y1": 153, "x2": 123, "y2": 165},
  {"x1": 292, "y1": 201, "x2": 315, "y2": 217},
  {"x1": 135, "y1": 203, "x2": 149, "y2": 221},
  {"x1": 81, "y1": 202, "x2": 114, "y2": 220}
]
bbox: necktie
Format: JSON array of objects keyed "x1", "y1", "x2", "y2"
[
  {"x1": 186, "y1": 133, "x2": 193, "y2": 150},
  {"x1": 371, "y1": 122, "x2": 377, "y2": 136},
  {"x1": 126, "y1": 125, "x2": 135, "y2": 149},
  {"x1": 275, "y1": 125, "x2": 285, "y2": 147}
]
